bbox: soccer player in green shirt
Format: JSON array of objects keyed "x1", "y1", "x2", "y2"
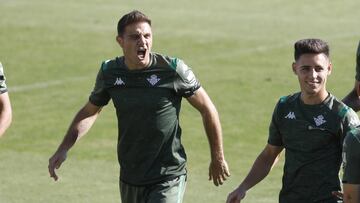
[
  {"x1": 332, "y1": 41, "x2": 360, "y2": 202},
  {"x1": 226, "y1": 39, "x2": 360, "y2": 203},
  {"x1": 48, "y1": 10, "x2": 230, "y2": 203},
  {"x1": 340, "y1": 128, "x2": 360, "y2": 203},
  {"x1": 342, "y1": 41, "x2": 360, "y2": 112},
  {"x1": 0, "y1": 62, "x2": 12, "y2": 138}
]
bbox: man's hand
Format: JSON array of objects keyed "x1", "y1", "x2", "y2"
[
  {"x1": 209, "y1": 159, "x2": 230, "y2": 186},
  {"x1": 48, "y1": 150, "x2": 67, "y2": 181},
  {"x1": 332, "y1": 191, "x2": 343, "y2": 200},
  {"x1": 226, "y1": 186, "x2": 246, "y2": 203}
]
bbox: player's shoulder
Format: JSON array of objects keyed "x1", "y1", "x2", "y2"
[
  {"x1": 273, "y1": 93, "x2": 300, "y2": 116},
  {"x1": 326, "y1": 94, "x2": 355, "y2": 119},
  {"x1": 100, "y1": 57, "x2": 125, "y2": 72},
  {"x1": 151, "y1": 53, "x2": 185, "y2": 71},
  {"x1": 278, "y1": 92, "x2": 300, "y2": 105}
]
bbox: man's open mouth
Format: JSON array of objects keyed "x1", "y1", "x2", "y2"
[{"x1": 137, "y1": 48, "x2": 146, "y2": 59}]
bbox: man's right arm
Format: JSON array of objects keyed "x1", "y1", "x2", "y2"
[
  {"x1": 48, "y1": 101, "x2": 102, "y2": 181},
  {"x1": 226, "y1": 144, "x2": 283, "y2": 203}
]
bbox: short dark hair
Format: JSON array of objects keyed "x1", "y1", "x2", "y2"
[
  {"x1": 294, "y1": 39, "x2": 329, "y2": 61},
  {"x1": 117, "y1": 10, "x2": 151, "y2": 36}
]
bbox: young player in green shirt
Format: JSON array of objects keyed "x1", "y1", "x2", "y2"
[
  {"x1": 333, "y1": 41, "x2": 360, "y2": 203},
  {"x1": 227, "y1": 39, "x2": 360, "y2": 203},
  {"x1": 340, "y1": 128, "x2": 360, "y2": 203},
  {"x1": 48, "y1": 10, "x2": 230, "y2": 203}
]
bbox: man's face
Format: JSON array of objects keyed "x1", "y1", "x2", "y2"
[
  {"x1": 116, "y1": 21, "x2": 152, "y2": 70},
  {"x1": 292, "y1": 53, "x2": 332, "y2": 97}
]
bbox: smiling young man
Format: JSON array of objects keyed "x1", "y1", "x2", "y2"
[
  {"x1": 226, "y1": 39, "x2": 359, "y2": 203},
  {"x1": 48, "y1": 10, "x2": 230, "y2": 203}
]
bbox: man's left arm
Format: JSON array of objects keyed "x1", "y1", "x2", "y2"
[
  {"x1": 186, "y1": 87, "x2": 230, "y2": 186},
  {"x1": 0, "y1": 92, "x2": 12, "y2": 138}
]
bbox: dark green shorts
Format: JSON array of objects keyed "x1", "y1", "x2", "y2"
[{"x1": 120, "y1": 175, "x2": 187, "y2": 203}]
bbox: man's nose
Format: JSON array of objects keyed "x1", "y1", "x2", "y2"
[
  {"x1": 309, "y1": 68, "x2": 318, "y2": 78},
  {"x1": 138, "y1": 35, "x2": 146, "y2": 45}
]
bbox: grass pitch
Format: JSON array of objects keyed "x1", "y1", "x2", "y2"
[{"x1": 0, "y1": 0, "x2": 359, "y2": 202}]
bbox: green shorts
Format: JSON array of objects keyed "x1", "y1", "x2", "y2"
[{"x1": 120, "y1": 175, "x2": 187, "y2": 203}]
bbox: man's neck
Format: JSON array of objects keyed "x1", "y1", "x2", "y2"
[
  {"x1": 301, "y1": 90, "x2": 329, "y2": 105},
  {"x1": 124, "y1": 59, "x2": 151, "y2": 71}
]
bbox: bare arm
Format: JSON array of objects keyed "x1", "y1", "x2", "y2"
[
  {"x1": 0, "y1": 92, "x2": 12, "y2": 138},
  {"x1": 226, "y1": 144, "x2": 283, "y2": 203},
  {"x1": 186, "y1": 87, "x2": 230, "y2": 186},
  {"x1": 343, "y1": 184, "x2": 360, "y2": 203},
  {"x1": 48, "y1": 101, "x2": 102, "y2": 181},
  {"x1": 342, "y1": 80, "x2": 360, "y2": 112}
]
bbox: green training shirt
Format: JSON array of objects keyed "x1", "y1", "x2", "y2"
[
  {"x1": 0, "y1": 62, "x2": 8, "y2": 93},
  {"x1": 342, "y1": 128, "x2": 360, "y2": 184},
  {"x1": 89, "y1": 53, "x2": 201, "y2": 185},
  {"x1": 355, "y1": 41, "x2": 360, "y2": 81},
  {"x1": 268, "y1": 92, "x2": 360, "y2": 203}
]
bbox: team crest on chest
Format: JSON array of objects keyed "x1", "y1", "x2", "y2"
[
  {"x1": 147, "y1": 74, "x2": 160, "y2": 86},
  {"x1": 314, "y1": 115, "x2": 326, "y2": 126}
]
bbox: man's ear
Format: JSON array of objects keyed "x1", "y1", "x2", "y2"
[
  {"x1": 292, "y1": 62, "x2": 297, "y2": 75},
  {"x1": 116, "y1": 36, "x2": 124, "y2": 48},
  {"x1": 327, "y1": 62, "x2": 332, "y2": 76}
]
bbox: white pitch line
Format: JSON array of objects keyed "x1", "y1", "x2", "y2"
[{"x1": 9, "y1": 76, "x2": 91, "y2": 93}]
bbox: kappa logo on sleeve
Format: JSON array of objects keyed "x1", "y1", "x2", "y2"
[
  {"x1": 114, "y1": 77, "x2": 125, "y2": 86},
  {"x1": 285, "y1": 111, "x2": 296, "y2": 119}
]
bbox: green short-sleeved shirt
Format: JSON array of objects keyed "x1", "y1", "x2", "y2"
[
  {"x1": 89, "y1": 53, "x2": 201, "y2": 185},
  {"x1": 342, "y1": 128, "x2": 360, "y2": 184},
  {"x1": 0, "y1": 62, "x2": 8, "y2": 94},
  {"x1": 355, "y1": 41, "x2": 360, "y2": 81},
  {"x1": 269, "y1": 93, "x2": 360, "y2": 203}
]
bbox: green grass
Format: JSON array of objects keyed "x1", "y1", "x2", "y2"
[{"x1": 0, "y1": 0, "x2": 359, "y2": 202}]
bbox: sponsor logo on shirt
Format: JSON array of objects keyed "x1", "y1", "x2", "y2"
[
  {"x1": 313, "y1": 115, "x2": 326, "y2": 126},
  {"x1": 147, "y1": 74, "x2": 160, "y2": 86},
  {"x1": 114, "y1": 77, "x2": 125, "y2": 85},
  {"x1": 285, "y1": 111, "x2": 296, "y2": 119}
]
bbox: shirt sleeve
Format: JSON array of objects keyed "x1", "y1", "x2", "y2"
[
  {"x1": 0, "y1": 63, "x2": 8, "y2": 94},
  {"x1": 342, "y1": 130, "x2": 360, "y2": 184},
  {"x1": 342, "y1": 107, "x2": 360, "y2": 135},
  {"x1": 173, "y1": 59, "x2": 201, "y2": 97},
  {"x1": 89, "y1": 62, "x2": 111, "y2": 106},
  {"x1": 355, "y1": 41, "x2": 360, "y2": 81},
  {"x1": 268, "y1": 100, "x2": 283, "y2": 146}
]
